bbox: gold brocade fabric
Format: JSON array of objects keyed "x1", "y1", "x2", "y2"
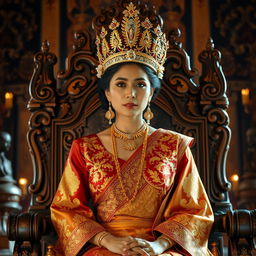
[{"x1": 50, "y1": 129, "x2": 214, "y2": 256}]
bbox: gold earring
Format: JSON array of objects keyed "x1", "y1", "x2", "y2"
[
  {"x1": 105, "y1": 102, "x2": 115, "y2": 125},
  {"x1": 144, "y1": 102, "x2": 154, "y2": 125}
]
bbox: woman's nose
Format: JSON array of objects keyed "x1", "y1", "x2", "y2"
[{"x1": 125, "y1": 87, "x2": 136, "y2": 98}]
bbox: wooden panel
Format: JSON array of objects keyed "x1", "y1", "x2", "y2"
[
  {"x1": 191, "y1": 0, "x2": 210, "y2": 73},
  {"x1": 42, "y1": 0, "x2": 60, "y2": 71}
]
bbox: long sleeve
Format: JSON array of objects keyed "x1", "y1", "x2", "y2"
[
  {"x1": 154, "y1": 145, "x2": 214, "y2": 255},
  {"x1": 50, "y1": 139, "x2": 105, "y2": 256}
]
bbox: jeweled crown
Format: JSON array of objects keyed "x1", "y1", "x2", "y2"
[{"x1": 95, "y1": 2, "x2": 169, "y2": 79}]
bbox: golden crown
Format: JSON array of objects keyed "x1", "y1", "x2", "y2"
[{"x1": 95, "y1": 2, "x2": 169, "y2": 79}]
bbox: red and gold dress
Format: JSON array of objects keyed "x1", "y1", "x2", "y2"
[{"x1": 50, "y1": 128, "x2": 214, "y2": 256}]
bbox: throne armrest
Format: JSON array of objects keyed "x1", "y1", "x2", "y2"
[
  {"x1": 7, "y1": 211, "x2": 54, "y2": 255},
  {"x1": 212, "y1": 209, "x2": 256, "y2": 255}
]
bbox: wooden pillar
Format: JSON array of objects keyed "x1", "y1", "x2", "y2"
[
  {"x1": 192, "y1": 0, "x2": 210, "y2": 73},
  {"x1": 41, "y1": 0, "x2": 60, "y2": 70}
]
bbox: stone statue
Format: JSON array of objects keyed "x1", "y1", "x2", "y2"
[
  {"x1": 0, "y1": 131, "x2": 21, "y2": 255},
  {"x1": 0, "y1": 131, "x2": 13, "y2": 178}
]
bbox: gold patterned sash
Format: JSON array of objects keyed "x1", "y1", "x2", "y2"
[{"x1": 101, "y1": 215, "x2": 154, "y2": 240}]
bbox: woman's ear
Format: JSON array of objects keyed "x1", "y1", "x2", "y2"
[
  {"x1": 149, "y1": 88, "x2": 155, "y2": 99},
  {"x1": 105, "y1": 90, "x2": 111, "y2": 102}
]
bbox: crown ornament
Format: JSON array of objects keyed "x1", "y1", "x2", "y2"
[{"x1": 95, "y1": 2, "x2": 169, "y2": 79}]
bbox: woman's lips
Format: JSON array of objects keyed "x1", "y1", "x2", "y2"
[{"x1": 123, "y1": 103, "x2": 138, "y2": 109}]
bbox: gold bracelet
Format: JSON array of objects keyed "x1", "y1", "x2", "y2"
[
  {"x1": 159, "y1": 235, "x2": 175, "y2": 248},
  {"x1": 97, "y1": 231, "x2": 110, "y2": 248}
]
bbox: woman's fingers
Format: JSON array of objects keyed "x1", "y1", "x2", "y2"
[
  {"x1": 132, "y1": 247, "x2": 151, "y2": 255},
  {"x1": 121, "y1": 237, "x2": 154, "y2": 255},
  {"x1": 122, "y1": 247, "x2": 142, "y2": 256},
  {"x1": 125, "y1": 238, "x2": 148, "y2": 249}
]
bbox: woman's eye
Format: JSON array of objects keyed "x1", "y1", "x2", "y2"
[
  {"x1": 137, "y1": 83, "x2": 146, "y2": 88},
  {"x1": 116, "y1": 82, "x2": 126, "y2": 87}
]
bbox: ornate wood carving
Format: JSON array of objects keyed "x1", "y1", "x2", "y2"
[
  {"x1": 27, "y1": 40, "x2": 57, "y2": 209},
  {"x1": 199, "y1": 38, "x2": 231, "y2": 213}
]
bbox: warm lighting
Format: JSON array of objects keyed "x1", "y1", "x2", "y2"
[
  {"x1": 230, "y1": 174, "x2": 239, "y2": 193},
  {"x1": 18, "y1": 178, "x2": 28, "y2": 195},
  {"x1": 4, "y1": 92, "x2": 13, "y2": 110},
  {"x1": 241, "y1": 88, "x2": 250, "y2": 105},
  {"x1": 19, "y1": 178, "x2": 28, "y2": 185},
  {"x1": 230, "y1": 174, "x2": 239, "y2": 182}
]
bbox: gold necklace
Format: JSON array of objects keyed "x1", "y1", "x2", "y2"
[
  {"x1": 113, "y1": 122, "x2": 147, "y2": 151},
  {"x1": 111, "y1": 124, "x2": 148, "y2": 202}
]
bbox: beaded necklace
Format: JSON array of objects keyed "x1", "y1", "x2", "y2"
[
  {"x1": 112, "y1": 122, "x2": 147, "y2": 151},
  {"x1": 110, "y1": 124, "x2": 149, "y2": 202}
]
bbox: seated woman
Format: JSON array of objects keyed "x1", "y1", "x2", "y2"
[{"x1": 50, "y1": 2, "x2": 214, "y2": 255}]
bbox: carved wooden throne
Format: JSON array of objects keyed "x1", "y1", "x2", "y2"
[{"x1": 7, "y1": 1, "x2": 256, "y2": 255}]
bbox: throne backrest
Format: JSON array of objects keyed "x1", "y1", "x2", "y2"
[{"x1": 27, "y1": 2, "x2": 231, "y2": 218}]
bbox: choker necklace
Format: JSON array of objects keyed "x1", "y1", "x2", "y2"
[
  {"x1": 111, "y1": 125, "x2": 149, "y2": 202},
  {"x1": 113, "y1": 122, "x2": 147, "y2": 151}
]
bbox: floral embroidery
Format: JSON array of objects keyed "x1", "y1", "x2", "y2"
[{"x1": 144, "y1": 131, "x2": 178, "y2": 191}]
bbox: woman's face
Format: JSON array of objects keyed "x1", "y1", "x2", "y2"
[{"x1": 105, "y1": 64, "x2": 154, "y2": 119}]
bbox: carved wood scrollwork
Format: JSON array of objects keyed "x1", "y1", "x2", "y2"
[
  {"x1": 25, "y1": 28, "x2": 101, "y2": 209},
  {"x1": 199, "y1": 38, "x2": 231, "y2": 212},
  {"x1": 72, "y1": 31, "x2": 90, "y2": 52},
  {"x1": 26, "y1": 40, "x2": 57, "y2": 207},
  {"x1": 162, "y1": 29, "x2": 200, "y2": 120}
]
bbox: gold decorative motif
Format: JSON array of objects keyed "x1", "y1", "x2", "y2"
[
  {"x1": 95, "y1": 2, "x2": 169, "y2": 79},
  {"x1": 111, "y1": 124, "x2": 149, "y2": 202},
  {"x1": 102, "y1": 38, "x2": 110, "y2": 58},
  {"x1": 122, "y1": 3, "x2": 140, "y2": 48},
  {"x1": 100, "y1": 27, "x2": 107, "y2": 38},
  {"x1": 54, "y1": 159, "x2": 81, "y2": 209},
  {"x1": 105, "y1": 102, "x2": 115, "y2": 124},
  {"x1": 144, "y1": 102, "x2": 154, "y2": 124},
  {"x1": 82, "y1": 136, "x2": 116, "y2": 197},
  {"x1": 155, "y1": 220, "x2": 209, "y2": 255},
  {"x1": 182, "y1": 165, "x2": 203, "y2": 201},
  {"x1": 141, "y1": 17, "x2": 153, "y2": 29},
  {"x1": 145, "y1": 131, "x2": 178, "y2": 191},
  {"x1": 109, "y1": 18, "x2": 120, "y2": 30},
  {"x1": 140, "y1": 30, "x2": 152, "y2": 51},
  {"x1": 110, "y1": 30, "x2": 122, "y2": 51},
  {"x1": 112, "y1": 121, "x2": 147, "y2": 151}
]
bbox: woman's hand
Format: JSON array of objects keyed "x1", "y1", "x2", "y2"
[
  {"x1": 92, "y1": 232, "x2": 173, "y2": 256},
  {"x1": 101, "y1": 233, "x2": 137, "y2": 255},
  {"x1": 122, "y1": 237, "x2": 172, "y2": 255}
]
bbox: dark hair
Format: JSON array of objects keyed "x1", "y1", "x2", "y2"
[{"x1": 97, "y1": 62, "x2": 161, "y2": 109}]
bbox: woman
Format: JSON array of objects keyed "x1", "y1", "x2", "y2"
[{"x1": 51, "y1": 2, "x2": 214, "y2": 255}]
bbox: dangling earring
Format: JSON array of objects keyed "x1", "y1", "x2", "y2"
[
  {"x1": 144, "y1": 102, "x2": 154, "y2": 125},
  {"x1": 105, "y1": 101, "x2": 115, "y2": 125}
]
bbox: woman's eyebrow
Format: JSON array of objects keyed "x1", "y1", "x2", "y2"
[
  {"x1": 134, "y1": 78, "x2": 146, "y2": 81},
  {"x1": 115, "y1": 77, "x2": 128, "y2": 81},
  {"x1": 114, "y1": 77, "x2": 147, "y2": 81}
]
